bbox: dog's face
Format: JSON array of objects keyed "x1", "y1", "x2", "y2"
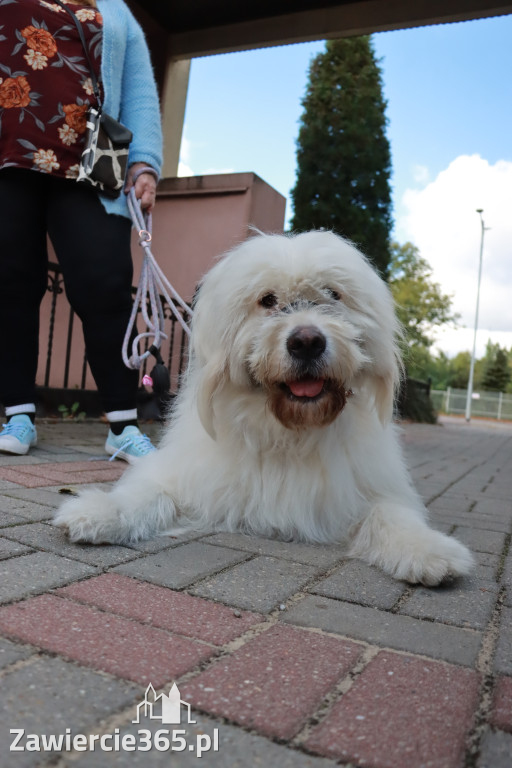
[{"x1": 190, "y1": 231, "x2": 401, "y2": 436}]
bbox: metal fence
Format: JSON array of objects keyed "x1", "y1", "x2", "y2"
[
  {"x1": 431, "y1": 388, "x2": 512, "y2": 421},
  {"x1": 38, "y1": 261, "x2": 191, "y2": 415}
]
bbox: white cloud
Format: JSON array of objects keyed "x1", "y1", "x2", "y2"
[
  {"x1": 177, "y1": 133, "x2": 234, "y2": 178},
  {"x1": 399, "y1": 154, "x2": 512, "y2": 356},
  {"x1": 178, "y1": 161, "x2": 194, "y2": 177},
  {"x1": 180, "y1": 135, "x2": 192, "y2": 164},
  {"x1": 199, "y1": 167, "x2": 236, "y2": 176},
  {"x1": 412, "y1": 164, "x2": 430, "y2": 185},
  {"x1": 431, "y1": 326, "x2": 512, "y2": 360}
]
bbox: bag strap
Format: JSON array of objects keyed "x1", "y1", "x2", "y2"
[{"x1": 52, "y1": 0, "x2": 102, "y2": 107}]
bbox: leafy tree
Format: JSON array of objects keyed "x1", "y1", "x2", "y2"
[
  {"x1": 290, "y1": 36, "x2": 392, "y2": 275},
  {"x1": 447, "y1": 351, "x2": 472, "y2": 389},
  {"x1": 426, "y1": 350, "x2": 452, "y2": 390},
  {"x1": 388, "y1": 242, "x2": 458, "y2": 370},
  {"x1": 481, "y1": 343, "x2": 511, "y2": 391}
]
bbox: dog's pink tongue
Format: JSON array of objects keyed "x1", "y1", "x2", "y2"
[{"x1": 288, "y1": 378, "x2": 324, "y2": 397}]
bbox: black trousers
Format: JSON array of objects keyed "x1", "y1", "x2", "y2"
[{"x1": 0, "y1": 168, "x2": 139, "y2": 414}]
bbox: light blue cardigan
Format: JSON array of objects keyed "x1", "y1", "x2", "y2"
[{"x1": 96, "y1": 0, "x2": 163, "y2": 219}]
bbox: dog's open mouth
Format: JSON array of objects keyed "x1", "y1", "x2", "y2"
[{"x1": 281, "y1": 377, "x2": 326, "y2": 401}]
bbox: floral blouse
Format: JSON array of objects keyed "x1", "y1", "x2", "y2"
[{"x1": 0, "y1": 0, "x2": 103, "y2": 178}]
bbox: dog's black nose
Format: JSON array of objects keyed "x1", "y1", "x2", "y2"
[{"x1": 287, "y1": 326, "x2": 326, "y2": 360}]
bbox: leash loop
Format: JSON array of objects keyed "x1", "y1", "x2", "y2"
[{"x1": 138, "y1": 229, "x2": 152, "y2": 244}]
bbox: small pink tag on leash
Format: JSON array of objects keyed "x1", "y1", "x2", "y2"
[{"x1": 142, "y1": 374, "x2": 153, "y2": 387}]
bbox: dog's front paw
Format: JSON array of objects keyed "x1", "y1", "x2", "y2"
[
  {"x1": 54, "y1": 489, "x2": 122, "y2": 544},
  {"x1": 394, "y1": 531, "x2": 475, "y2": 586}
]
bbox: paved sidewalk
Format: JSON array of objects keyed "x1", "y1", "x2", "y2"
[{"x1": 0, "y1": 416, "x2": 511, "y2": 767}]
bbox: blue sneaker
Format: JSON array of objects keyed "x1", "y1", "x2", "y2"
[
  {"x1": 0, "y1": 415, "x2": 37, "y2": 455},
  {"x1": 105, "y1": 425, "x2": 157, "y2": 464}
]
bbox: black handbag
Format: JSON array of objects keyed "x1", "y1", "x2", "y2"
[{"x1": 53, "y1": 0, "x2": 132, "y2": 199}]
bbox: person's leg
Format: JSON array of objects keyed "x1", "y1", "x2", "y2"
[
  {"x1": 47, "y1": 178, "x2": 155, "y2": 462},
  {"x1": 47, "y1": 179, "x2": 139, "y2": 414},
  {"x1": 0, "y1": 169, "x2": 50, "y2": 452},
  {"x1": 0, "y1": 169, "x2": 49, "y2": 410}
]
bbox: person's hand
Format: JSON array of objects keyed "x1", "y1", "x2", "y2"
[{"x1": 125, "y1": 163, "x2": 157, "y2": 211}]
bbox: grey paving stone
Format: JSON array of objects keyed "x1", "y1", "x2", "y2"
[
  {"x1": 399, "y1": 575, "x2": 498, "y2": 629},
  {"x1": 114, "y1": 541, "x2": 251, "y2": 589},
  {"x1": 1, "y1": 488, "x2": 62, "y2": 508},
  {"x1": 192, "y1": 556, "x2": 320, "y2": 613},
  {"x1": 476, "y1": 551, "x2": 501, "y2": 569},
  {"x1": 74, "y1": 712, "x2": 337, "y2": 767},
  {"x1": 428, "y1": 495, "x2": 473, "y2": 514},
  {"x1": 428, "y1": 521, "x2": 453, "y2": 534},
  {"x1": 65, "y1": 444, "x2": 110, "y2": 456},
  {"x1": 282, "y1": 595, "x2": 481, "y2": 666},
  {"x1": 473, "y1": 498, "x2": 512, "y2": 517},
  {"x1": 309, "y1": 559, "x2": 406, "y2": 609},
  {"x1": 477, "y1": 728, "x2": 512, "y2": 768},
  {"x1": 475, "y1": 564, "x2": 499, "y2": 582},
  {"x1": 416, "y1": 481, "x2": 450, "y2": 502},
  {"x1": 37, "y1": 452, "x2": 103, "y2": 464},
  {"x1": 206, "y1": 531, "x2": 347, "y2": 567},
  {"x1": 0, "y1": 656, "x2": 139, "y2": 768},
  {"x1": 1, "y1": 523, "x2": 141, "y2": 567},
  {"x1": 429, "y1": 513, "x2": 511, "y2": 534},
  {"x1": 48, "y1": 482, "x2": 116, "y2": 494},
  {"x1": 462, "y1": 551, "x2": 501, "y2": 581},
  {"x1": 0, "y1": 481, "x2": 19, "y2": 490},
  {"x1": 0, "y1": 551, "x2": 97, "y2": 604},
  {"x1": 494, "y1": 606, "x2": 512, "y2": 675},
  {"x1": 453, "y1": 527, "x2": 507, "y2": 555},
  {"x1": 479, "y1": 487, "x2": 512, "y2": 502},
  {"x1": 0, "y1": 637, "x2": 34, "y2": 670},
  {"x1": 0, "y1": 537, "x2": 33, "y2": 561},
  {"x1": 0, "y1": 497, "x2": 54, "y2": 522},
  {"x1": 0, "y1": 511, "x2": 28, "y2": 527},
  {"x1": 0, "y1": 455, "x2": 48, "y2": 466},
  {"x1": 128, "y1": 530, "x2": 207, "y2": 554},
  {"x1": 502, "y1": 553, "x2": 512, "y2": 587}
]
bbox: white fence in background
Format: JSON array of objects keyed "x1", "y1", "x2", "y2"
[{"x1": 431, "y1": 388, "x2": 512, "y2": 421}]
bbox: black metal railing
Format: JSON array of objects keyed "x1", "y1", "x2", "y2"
[
  {"x1": 41, "y1": 261, "x2": 190, "y2": 404},
  {"x1": 397, "y1": 376, "x2": 435, "y2": 423}
]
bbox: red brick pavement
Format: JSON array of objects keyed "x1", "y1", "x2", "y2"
[
  {"x1": 181, "y1": 624, "x2": 364, "y2": 740},
  {"x1": 56, "y1": 573, "x2": 263, "y2": 645},
  {"x1": 304, "y1": 651, "x2": 480, "y2": 768},
  {"x1": 0, "y1": 593, "x2": 215, "y2": 688},
  {"x1": 491, "y1": 675, "x2": 512, "y2": 733},
  {"x1": 0, "y1": 460, "x2": 124, "y2": 487}
]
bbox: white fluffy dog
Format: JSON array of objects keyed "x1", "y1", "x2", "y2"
[{"x1": 55, "y1": 231, "x2": 473, "y2": 585}]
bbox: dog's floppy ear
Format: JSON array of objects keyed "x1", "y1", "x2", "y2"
[
  {"x1": 373, "y1": 370, "x2": 399, "y2": 425},
  {"x1": 195, "y1": 353, "x2": 227, "y2": 440},
  {"x1": 370, "y1": 342, "x2": 403, "y2": 425}
]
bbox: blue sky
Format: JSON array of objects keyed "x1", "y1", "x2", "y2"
[{"x1": 180, "y1": 15, "x2": 512, "y2": 357}]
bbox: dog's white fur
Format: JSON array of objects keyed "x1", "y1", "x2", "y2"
[{"x1": 55, "y1": 231, "x2": 473, "y2": 585}]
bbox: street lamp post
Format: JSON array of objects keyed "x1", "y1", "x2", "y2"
[{"x1": 465, "y1": 209, "x2": 488, "y2": 422}]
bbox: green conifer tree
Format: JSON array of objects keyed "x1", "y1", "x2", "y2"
[
  {"x1": 481, "y1": 344, "x2": 511, "y2": 392},
  {"x1": 291, "y1": 36, "x2": 392, "y2": 276}
]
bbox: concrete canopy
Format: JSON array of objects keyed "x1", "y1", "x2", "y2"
[
  {"x1": 130, "y1": 0, "x2": 512, "y2": 58},
  {"x1": 126, "y1": 0, "x2": 512, "y2": 176}
]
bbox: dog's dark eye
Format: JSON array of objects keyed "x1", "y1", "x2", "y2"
[
  {"x1": 325, "y1": 288, "x2": 342, "y2": 301},
  {"x1": 259, "y1": 293, "x2": 278, "y2": 308}
]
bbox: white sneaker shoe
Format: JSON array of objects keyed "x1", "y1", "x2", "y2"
[
  {"x1": 105, "y1": 425, "x2": 156, "y2": 464},
  {"x1": 0, "y1": 414, "x2": 38, "y2": 455}
]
